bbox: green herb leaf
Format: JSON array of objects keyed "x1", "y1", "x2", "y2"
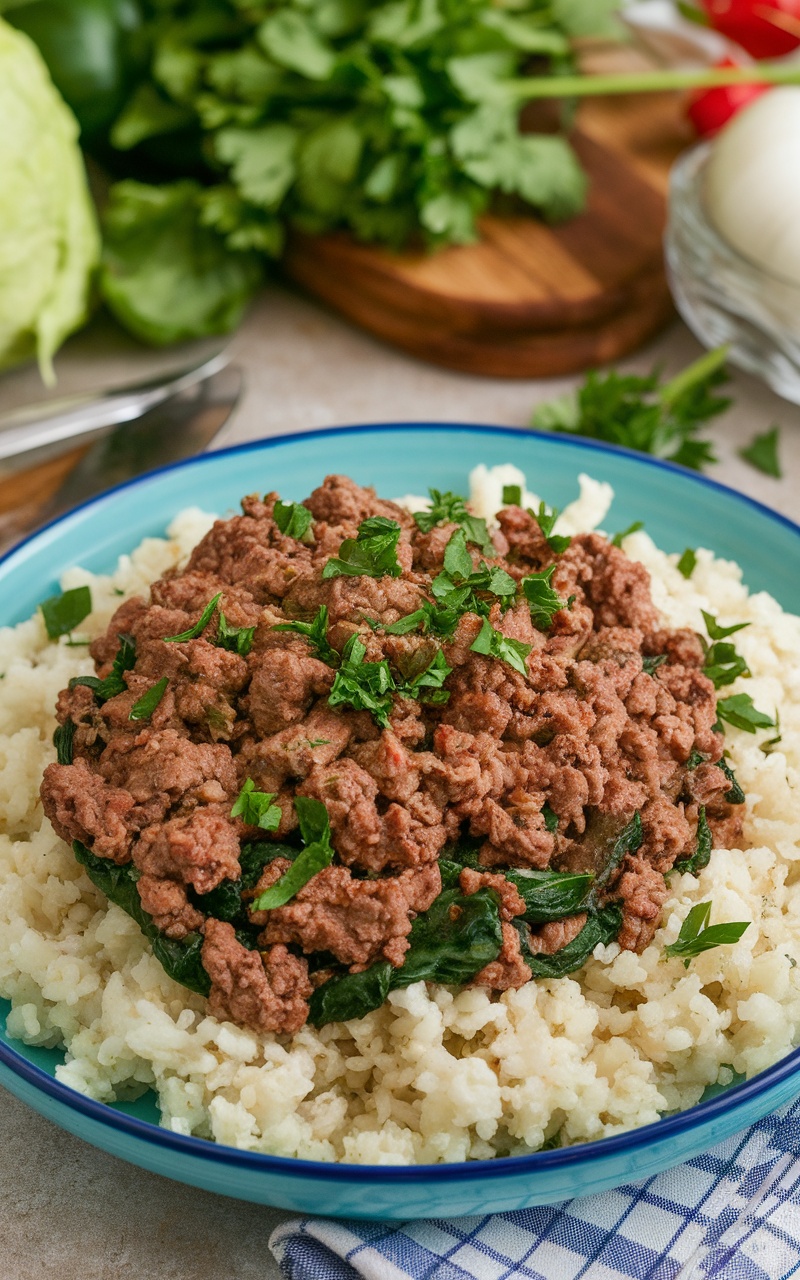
[
  {"x1": 250, "y1": 797, "x2": 335, "y2": 910},
  {"x1": 642, "y1": 655, "x2": 667, "y2": 676},
  {"x1": 413, "y1": 490, "x2": 494, "y2": 554},
  {"x1": 760, "y1": 714, "x2": 783, "y2": 757},
  {"x1": 399, "y1": 649, "x2": 452, "y2": 703},
  {"x1": 129, "y1": 677, "x2": 169, "y2": 721},
  {"x1": 322, "y1": 517, "x2": 403, "y2": 580},
  {"x1": 521, "y1": 565, "x2": 567, "y2": 629},
  {"x1": 675, "y1": 806, "x2": 712, "y2": 876},
  {"x1": 443, "y1": 527, "x2": 475, "y2": 580},
  {"x1": 719, "y1": 758, "x2": 745, "y2": 805},
  {"x1": 702, "y1": 611, "x2": 749, "y2": 642},
  {"x1": 164, "y1": 594, "x2": 222, "y2": 643},
  {"x1": 53, "y1": 719, "x2": 75, "y2": 766},
  {"x1": 532, "y1": 347, "x2": 730, "y2": 472},
  {"x1": 273, "y1": 499, "x2": 314, "y2": 543},
  {"x1": 542, "y1": 802, "x2": 559, "y2": 833},
  {"x1": 530, "y1": 502, "x2": 571, "y2": 554},
  {"x1": 686, "y1": 749, "x2": 706, "y2": 770},
  {"x1": 502, "y1": 484, "x2": 523, "y2": 506},
  {"x1": 611, "y1": 521, "x2": 644, "y2": 548},
  {"x1": 677, "y1": 548, "x2": 697, "y2": 579},
  {"x1": 716, "y1": 694, "x2": 775, "y2": 734},
  {"x1": 70, "y1": 632, "x2": 137, "y2": 703},
  {"x1": 273, "y1": 605, "x2": 339, "y2": 666},
  {"x1": 231, "y1": 778, "x2": 281, "y2": 831},
  {"x1": 470, "y1": 617, "x2": 531, "y2": 676},
  {"x1": 665, "y1": 900, "x2": 749, "y2": 967},
  {"x1": 39, "y1": 585, "x2": 92, "y2": 640},
  {"x1": 216, "y1": 614, "x2": 256, "y2": 657},
  {"x1": 383, "y1": 601, "x2": 459, "y2": 639},
  {"x1": 739, "y1": 425, "x2": 782, "y2": 478},
  {"x1": 703, "y1": 641, "x2": 750, "y2": 689},
  {"x1": 328, "y1": 634, "x2": 396, "y2": 727}
]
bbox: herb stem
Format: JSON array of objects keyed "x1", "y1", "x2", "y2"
[
  {"x1": 503, "y1": 64, "x2": 800, "y2": 100},
  {"x1": 659, "y1": 346, "x2": 730, "y2": 410}
]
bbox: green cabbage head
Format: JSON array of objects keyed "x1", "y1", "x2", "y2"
[{"x1": 0, "y1": 17, "x2": 100, "y2": 381}]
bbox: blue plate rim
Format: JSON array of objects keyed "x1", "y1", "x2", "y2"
[{"x1": 1, "y1": 419, "x2": 798, "y2": 1182}]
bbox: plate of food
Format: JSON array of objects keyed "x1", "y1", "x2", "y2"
[{"x1": 0, "y1": 422, "x2": 798, "y2": 1220}]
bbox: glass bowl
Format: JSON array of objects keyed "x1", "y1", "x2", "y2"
[{"x1": 666, "y1": 142, "x2": 800, "y2": 405}]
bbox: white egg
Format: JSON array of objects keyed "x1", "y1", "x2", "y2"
[{"x1": 704, "y1": 87, "x2": 800, "y2": 284}]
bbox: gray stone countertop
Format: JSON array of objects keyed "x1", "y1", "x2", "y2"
[{"x1": 0, "y1": 284, "x2": 798, "y2": 1279}]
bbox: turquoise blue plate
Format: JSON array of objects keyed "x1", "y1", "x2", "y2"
[{"x1": 1, "y1": 423, "x2": 799, "y2": 1219}]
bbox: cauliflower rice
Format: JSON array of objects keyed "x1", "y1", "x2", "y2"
[{"x1": 0, "y1": 468, "x2": 799, "y2": 1165}]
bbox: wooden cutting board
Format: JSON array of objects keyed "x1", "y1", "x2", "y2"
[{"x1": 284, "y1": 92, "x2": 693, "y2": 378}]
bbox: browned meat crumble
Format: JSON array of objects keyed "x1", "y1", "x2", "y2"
[{"x1": 40, "y1": 475, "x2": 741, "y2": 1035}]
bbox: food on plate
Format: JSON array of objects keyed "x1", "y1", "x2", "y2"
[
  {"x1": 0, "y1": 466, "x2": 797, "y2": 1164},
  {"x1": 0, "y1": 17, "x2": 100, "y2": 381}
]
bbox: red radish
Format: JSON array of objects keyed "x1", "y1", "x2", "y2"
[
  {"x1": 699, "y1": 0, "x2": 800, "y2": 59},
  {"x1": 687, "y1": 57, "x2": 770, "y2": 135}
]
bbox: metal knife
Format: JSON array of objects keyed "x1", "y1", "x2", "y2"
[{"x1": 0, "y1": 363, "x2": 243, "y2": 556}]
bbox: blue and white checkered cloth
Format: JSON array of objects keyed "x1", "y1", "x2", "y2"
[{"x1": 271, "y1": 1100, "x2": 800, "y2": 1280}]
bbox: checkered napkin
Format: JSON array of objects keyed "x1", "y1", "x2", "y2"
[{"x1": 270, "y1": 1100, "x2": 800, "y2": 1280}]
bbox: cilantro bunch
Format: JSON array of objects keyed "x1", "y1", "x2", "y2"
[{"x1": 90, "y1": 0, "x2": 617, "y2": 343}]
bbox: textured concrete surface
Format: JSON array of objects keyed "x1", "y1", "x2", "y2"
[{"x1": 0, "y1": 283, "x2": 798, "y2": 1278}]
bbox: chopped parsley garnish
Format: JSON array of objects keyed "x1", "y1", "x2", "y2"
[
  {"x1": 715, "y1": 694, "x2": 775, "y2": 735},
  {"x1": 596, "y1": 812, "x2": 643, "y2": 890},
  {"x1": 53, "y1": 718, "x2": 75, "y2": 765},
  {"x1": 70, "y1": 633, "x2": 136, "y2": 703},
  {"x1": 739, "y1": 425, "x2": 782, "y2": 478},
  {"x1": 39, "y1": 585, "x2": 92, "y2": 640},
  {"x1": 530, "y1": 502, "x2": 570, "y2": 555},
  {"x1": 163, "y1": 593, "x2": 221, "y2": 643},
  {"x1": 328, "y1": 635, "x2": 396, "y2": 727},
  {"x1": 677, "y1": 548, "x2": 697, "y2": 579},
  {"x1": 760, "y1": 715, "x2": 783, "y2": 756},
  {"x1": 273, "y1": 605, "x2": 339, "y2": 667},
  {"x1": 611, "y1": 521, "x2": 644, "y2": 548},
  {"x1": 231, "y1": 779, "x2": 281, "y2": 831},
  {"x1": 502, "y1": 484, "x2": 523, "y2": 506},
  {"x1": 642, "y1": 655, "x2": 667, "y2": 676},
  {"x1": 251, "y1": 797, "x2": 334, "y2": 912},
  {"x1": 216, "y1": 613, "x2": 256, "y2": 657},
  {"x1": 675, "y1": 807, "x2": 712, "y2": 876},
  {"x1": 700, "y1": 613, "x2": 751, "y2": 690},
  {"x1": 531, "y1": 345, "x2": 730, "y2": 472},
  {"x1": 129, "y1": 677, "x2": 169, "y2": 721},
  {"x1": 521, "y1": 565, "x2": 567, "y2": 630},
  {"x1": 542, "y1": 803, "x2": 559, "y2": 833},
  {"x1": 719, "y1": 758, "x2": 745, "y2": 805},
  {"x1": 431, "y1": 530, "x2": 517, "y2": 617},
  {"x1": 470, "y1": 617, "x2": 531, "y2": 677},
  {"x1": 322, "y1": 517, "x2": 402, "y2": 580},
  {"x1": 665, "y1": 901, "x2": 749, "y2": 968},
  {"x1": 398, "y1": 649, "x2": 452, "y2": 705},
  {"x1": 273, "y1": 499, "x2": 314, "y2": 543},
  {"x1": 383, "y1": 601, "x2": 460, "y2": 640},
  {"x1": 413, "y1": 490, "x2": 494, "y2": 555}
]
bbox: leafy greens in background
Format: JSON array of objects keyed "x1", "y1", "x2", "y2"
[{"x1": 7, "y1": 0, "x2": 619, "y2": 345}]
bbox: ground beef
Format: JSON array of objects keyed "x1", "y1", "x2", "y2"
[{"x1": 41, "y1": 475, "x2": 746, "y2": 1034}]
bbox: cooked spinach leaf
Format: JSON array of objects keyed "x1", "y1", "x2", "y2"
[
  {"x1": 73, "y1": 841, "x2": 210, "y2": 997},
  {"x1": 674, "y1": 806, "x2": 712, "y2": 876},
  {"x1": 520, "y1": 902, "x2": 623, "y2": 979},
  {"x1": 504, "y1": 868, "x2": 594, "y2": 923},
  {"x1": 53, "y1": 718, "x2": 75, "y2": 765},
  {"x1": 719, "y1": 758, "x2": 745, "y2": 805}
]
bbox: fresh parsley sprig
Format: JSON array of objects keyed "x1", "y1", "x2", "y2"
[
  {"x1": 70, "y1": 633, "x2": 137, "y2": 703},
  {"x1": 250, "y1": 798, "x2": 334, "y2": 912},
  {"x1": 328, "y1": 635, "x2": 396, "y2": 727},
  {"x1": 217, "y1": 613, "x2": 256, "y2": 657},
  {"x1": 431, "y1": 529, "x2": 517, "y2": 617},
  {"x1": 322, "y1": 517, "x2": 403, "y2": 581},
  {"x1": 470, "y1": 617, "x2": 531, "y2": 677},
  {"x1": 701, "y1": 611, "x2": 750, "y2": 690},
  {"x1": 531, "y1": 346, "x2": 731, "y2": 472},
  {"x1": 273, "y1": 499, "x2": 314, "y2": 543},
  {"x1": 521, "y1": 565, "x2": 568, "y2": 630},
  {"x1": 665, "y1": 901, "x2": 749, "y2": 968},
  {"x1": 273, "y1": 605, "x2": 340, "y2": 667},
  {"x1": 530, "y1": 502, "x2": 571, "y2": 554},
  {"x1": 414, "y1": 490, "x2": 494, "y2": 555},
  {"x1": 231, "y1": 779, "x2": 281, "y2": 831},
  {"x1": 715, "y1": 694, "x2": 775, "y2": 735},
  {"x1": 398, "y1": 649, "x2": 453, "y2": 705}
]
